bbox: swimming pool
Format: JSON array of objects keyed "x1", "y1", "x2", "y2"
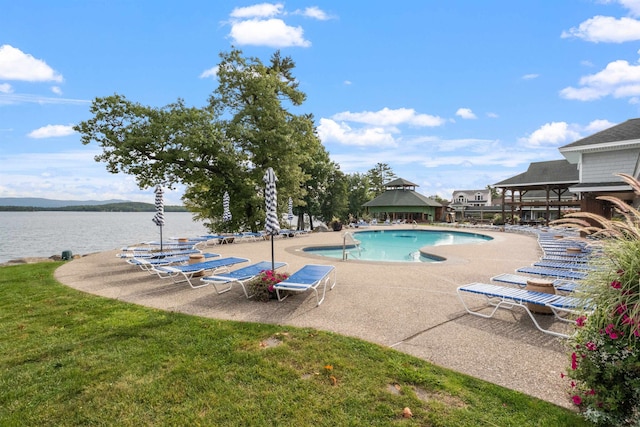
[{"x1": 302, "y1": 229, "x2": 493, "y2": 262}]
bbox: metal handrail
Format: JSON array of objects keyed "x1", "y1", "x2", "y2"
[{"x1": 342, "y1": 231, "x2": 361, "y2": 261}]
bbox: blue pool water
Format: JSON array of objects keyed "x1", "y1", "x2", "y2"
[{"x1": 303, "y1": 229, "x2": 493, "y2": 262}]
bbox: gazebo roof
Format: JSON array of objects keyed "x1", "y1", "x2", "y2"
[
  {"x1": 384, "y1": 178, "x2": 418, "y2": 187},
  {"x1": 363, "y1": 189, "x2": 441, "y2": 207}
]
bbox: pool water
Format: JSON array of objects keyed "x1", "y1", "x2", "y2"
[{"x1": 303, "y1": 229, "x2": 493, "y2": 262}]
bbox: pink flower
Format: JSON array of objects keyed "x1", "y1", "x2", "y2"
[
  {"x1": 575, "y1": 316, "x2": 587, "y2": 327},
  {"x1": 571, "y1": 353, "x2": 578, "y2": 370},
  {"x1": 609, "y1": 331, "x2": 620, "y2": 340},
  {"x1": 587, "y1": 389, "x2": 596, "y2": 396},
  {"x1": 616, "y1": 303, "x2": 627, "y2": 315},
  {"x1": 611, "y1": 280, "x2": 622, "y2": 289},
  {"x1": 572, "y1": 395, "x2": 582, "y2": 405},
  {"x1": 268, "y1": 285, "x2": 274, "y2": 292},
  {"x1": 585, "y1": 341, "x2": 597, "y2": 351},
  {"x1": 622, "y1": 314, "x2": 635, "y2": 326},
  {"x1": 560, "y1": 372, "x2": 566, "y2": 378}
]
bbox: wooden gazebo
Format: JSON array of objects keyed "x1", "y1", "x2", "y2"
[{"x1": 493, "y1": 160, "x2": 580, "y2": 224}]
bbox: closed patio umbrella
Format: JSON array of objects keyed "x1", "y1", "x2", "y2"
[
  {"x1": 263, "y1": 167, "x2": 280, "y2": 272},
  {"x1": 222, "y1": 191, "x2": 232, "y2": 223},
  {"x1": 287, "y1": 197, "x2": 294, "y2": 230},
  {"x1": 152, "y1": 185, "x2": 165, "y2": 251}
]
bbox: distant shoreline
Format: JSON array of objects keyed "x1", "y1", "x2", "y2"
[{"x1": 0, "y1": 202, "x2": 187, "y2": 212}]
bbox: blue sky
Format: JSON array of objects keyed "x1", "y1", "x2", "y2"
[{"x1": 2, "y1": 1, "x2": 640, "y2": 205}]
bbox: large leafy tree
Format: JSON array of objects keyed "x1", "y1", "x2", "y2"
[{"x1": 75, "y1": 48, "x2": 334, "y2": 232}]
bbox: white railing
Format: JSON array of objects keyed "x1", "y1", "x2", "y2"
[{"x1": 342, "y1": 231, "x2": 361, "y2": 261}]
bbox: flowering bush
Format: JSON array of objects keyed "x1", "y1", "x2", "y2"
[
  {"x1": 552, "y1": 173, "x2": 640, "y2": 426},
  {"x1": 248, "y1": 269, "x2": 289, "y2": 302}
]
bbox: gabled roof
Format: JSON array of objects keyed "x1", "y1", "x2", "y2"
[
  {"x1": 559, "y1": 119, "x2": 640, "y2": 163},
  {"x1": 363, "y1": 189, "x2": 441, "y2": 207},
  {"x1": 560, "y1": 118, "x2": 639, "y2": 149},
  {"x1": 493, "y1": 160, "x2": 578, "y2": 188},
  {"x1": 384, "y1": 178, "x2": 418, "y2": 187}
]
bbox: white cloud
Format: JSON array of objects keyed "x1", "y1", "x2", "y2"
[
  {"x1": 486, "y1": 112, "x2": 499, "y2": 118},
  {"x1": 297, "y1": 6, "x2": 331, "y2": 20},
  {"x1": 455, "y1": 108, "x2": 477, "y2": 119},
  {"x1": 520, "y1": 122, "x2": 583, "y2": 147},
  {"x1": 199, "y1": 66, "x2": 218, "y2": 79},
  {"x1": 230, "y1": 3, "x2": 284, "y2": 19},
  {"x1": 560, "y1": 58, "x2": 640, "y2": 101},
  {"x1": 561, "y1": 16, "x2": 640, "y2": 42},
  {"x1": 0, "y1": 83, "x2": 12, "y2": 93},
  {"x1": 343, "y1": 80, "x2": 352, "y2": 85},
  {"x1": 27, "y1": 124, "x2": 76, "y2": 139},
  {"x1": 584, "y1": 119, "x2": 617, "y2": 132},
  {"x1": 0, "y1": 93, "x2": 89, "y2": 105},
  {"x1": 317, "y1": 118, "x2": 397, "y2": 147},
  {"x1": 522, "y1": 73, "x2": 540, "y2": 80},
  {"x1": 0, "y1": 45, "x2": 63, "y2": 82},
  {"x1": 332, "y1": 107, "x2": 445, "y2": 127},
  {"x1": 51, "y1": 86, "x2": 62, "y2": 95},
  {"x1": 229, "y1": 18, "x2": 311, "y2": 47}
]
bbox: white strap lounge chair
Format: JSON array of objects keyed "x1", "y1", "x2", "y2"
[
  {"x1": 117, "y1": 248, "x2": 201, "y2": 258},
  {"x1": 491, "y1": 273, "x2": 578, "y2": 293},
  {"x1": 274, "y1": 264, "x2": 336, "y2": 306},
  {"x1": 127, "y1": 252, "x2": 219, "y2": 272},
  {"x1": 533, "y1": 261, "x2": 597, "y2": 271},
  {"x1": 516, "y1": 266, "x2": 587, "y2": 280},
  {"x1": 200, "y1": 261, "x2": 288, "y2": 298},
  {"x1": 151, "y1": 257, "x2": 249, "y2": 288},
  {"x1": 456, "y1": 282, "x2": 586, "y2": 338}
]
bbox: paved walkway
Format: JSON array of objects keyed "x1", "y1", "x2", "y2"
[{"x1": 54, "y1": 226, "x2": 575, "y2": 409}]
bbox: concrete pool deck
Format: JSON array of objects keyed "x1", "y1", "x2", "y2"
[{"x1": 54, "y1": 225, "x2": 576, "y2": 409}]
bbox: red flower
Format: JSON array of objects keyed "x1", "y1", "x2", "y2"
[
  {"x1": 611, "y1": 280, "x2": 622, "y2": 289},
  {"x1": 572, "y1": 395, "x2": 582, "y2": 405},
  {"x1": 585, "y1": 341, "x2": 597, "y2": 351},
  {"x1": 571, "y1": 353, "x2": 578, "y2": 370},
  {"x1": 575, "y1": 316, "x2": 587, "y2": 327}
]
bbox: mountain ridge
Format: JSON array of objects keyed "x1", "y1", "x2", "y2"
[{"x1": 0, "y1": 197, "x2": 131, "y2": 208}]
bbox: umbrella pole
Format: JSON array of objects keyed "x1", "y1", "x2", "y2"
[
  {"x1": 160, "y1": 225, "x2": 163, "y2": 251},
  {"x1": 270, "y1": 234, "x2": 275, "y2": 273}
]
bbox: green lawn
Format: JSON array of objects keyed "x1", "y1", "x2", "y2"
[{"x1": 0, "y1": 262, "x2": 590, "y2": 426}]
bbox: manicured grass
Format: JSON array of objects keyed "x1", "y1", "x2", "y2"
[{"x1": 0, "y1": 263, "x2": 590, "y2": 426}]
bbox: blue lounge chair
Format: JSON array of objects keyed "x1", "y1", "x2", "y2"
[
  {"x1": 490, "y1": 273, "x2": 578, "y2": 292},
  {"x1": 200, "y1": 261, "x2": 288, "y2": 298},
  {"x1": 274, "y1": 264, "x2": 336, "y2": 306},
  {"x1": 456, "y1": 282, "x2": 582, "y2": 338},
  {"x1": 127, "y1": 252, "x2": 219, "y2": 272},
  {"x1": 516, "y1": 266, "x2": 587, "y2": 280},
  {"x1": 117, "y1": 248, "x2": 201, "y2": 258},
  {"x1": 533, "y1": 261, "x2": 597, "y2": 271},
  {"x1": 151, "y1": 257, "x2": 249, "y2": 288}
]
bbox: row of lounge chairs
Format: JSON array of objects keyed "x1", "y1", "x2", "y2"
[
  {"x1": 119, "y1": 239, "x2": 335, "y2": 306},
  {"x1": 457, "y1": 228, "x2": 596, "y2": 338}
]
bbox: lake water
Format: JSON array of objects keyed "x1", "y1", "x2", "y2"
[{"x1": 0, "y1": 211, "x2": 210, "y2": 263}]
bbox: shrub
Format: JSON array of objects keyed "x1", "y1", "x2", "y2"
[
  {"x1": 247, "y1": 269, "x2": 289, "y2": 302},
  {"x1": 552, "y1": 173, "x2": 640, "y2": 426}
]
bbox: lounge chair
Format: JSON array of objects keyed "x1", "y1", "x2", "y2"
[
  {"x1": 200, "y1": 261, "x2": 288, "y2": 298},
  {"x1": 151, "y1": 257, "x2": 249, "y2": 288},
  {"x1": 533, "y1": 260, "x2": 597, "y2": 271},
  {"x1": 117, "y1": 248, "x2": 201, "y2": 258},
  {"x1": 516, "y1": 266, "x2": 587, "y2": 280},
  {"x1": 274, "y1": 264, "x2": 336, "y2": 306},
  {"x1": 490, "y1": 273, "x2": 577, "y2": 292},
  {"x1": 456, "y1": 282, "x2": 583, "y2": 338},
  {"x1": 127, "y1": 252, "x2": 219, "y2": 272}
]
